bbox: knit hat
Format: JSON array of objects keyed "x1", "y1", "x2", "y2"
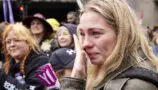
[
  {"x1": 22, "y1": 13, "x2": 53, "y2": 33},
  {"x1": 50, "y1": 48, "x2": 75, "y2": 71},
  {"x1": 62, "y1": 23, "x2": 77, "y2": 35}
]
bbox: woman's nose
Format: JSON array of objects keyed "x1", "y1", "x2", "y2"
[
  {"x1": 9, "y1": 40, "x2": 15, "y2": 46},
  {"x1": 82, "y1": 36, "x2": 93, "y2": 49}
]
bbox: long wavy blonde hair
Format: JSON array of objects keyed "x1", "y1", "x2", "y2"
[
  {"x1": 2, "y1": 22, "x2": 41, "y2": 75},
  {"x1": 79, "y1": 0, "x2": 158, "y2": 89}
]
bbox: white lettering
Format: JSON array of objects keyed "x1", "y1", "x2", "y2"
[
  {"x1": 66, "y1": 49, "x2": 75, "y2": 55},
  {"x1": 38, "y1": 73, "x2": 51, "y2": 84},
  {"x1": 4, "y1": 81, "x2": 16, "y2": 90},
  {"x1": 29, "y1": 86, "x2": 36, "y2": 90},
  {"x1": 46, "y1": 69, "x2": 55, "y2": 82}
]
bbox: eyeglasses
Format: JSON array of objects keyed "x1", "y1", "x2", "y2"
[{"x1": 5, "y1": 39, "x2": 25, "y2": 45}]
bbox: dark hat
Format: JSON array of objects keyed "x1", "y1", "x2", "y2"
[
  {"x1": 22, "y1": 13, "x2": 53, "y2": 33},
  {"x1": 62, "y1": 23, "x2": 77, "y2": 35},
  {"x1": 50, "y1": 48, "x2": 75, "y2": 71}
]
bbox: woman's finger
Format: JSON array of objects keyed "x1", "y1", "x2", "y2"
[
  {"x1": 71, "y1": 34, "x2": 87, "y2": 78},
  {"x1": 73, "y1": 34, "x2": 81, "y2": 52}
]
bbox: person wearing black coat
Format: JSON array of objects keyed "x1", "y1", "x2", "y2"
[
  {"x1": 0, "y1": 23, "x2": 59, "y2": 90},
  {"x1": 60, "y1": 0, "x2": 158, "y2": 90},
  {"x1": 23, "y1": 13, "x2": 55, "y2": 56},
  {"x1": 0, "y1": 51, "x2": 48, "y2": 90}
]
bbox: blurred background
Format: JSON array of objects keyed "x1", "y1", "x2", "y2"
[
  {"x1": 0, "y1": 0, "x2": 79, "y2": 23},
  {"x1": 1, "y1": 0, "x2": 158, "y2": 28}
]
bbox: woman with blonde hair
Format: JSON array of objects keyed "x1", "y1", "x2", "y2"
[
  {"x1": 61, "y1": 0, "x2": 158, "y2": 90},
  {"x1": 0, "y1": 23, "x2": 59, "y2": 90}
]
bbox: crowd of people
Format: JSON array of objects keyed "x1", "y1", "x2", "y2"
[{"x1": 0, "y1": 0, "x2": 158, "y2": 90}]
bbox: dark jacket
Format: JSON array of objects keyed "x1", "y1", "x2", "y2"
[
  {"x1": 0, "y1": 52, "x2": 4, "y2": 62},
  {"x1": 0, "y1": 51, "x2": 49, "y2": 90},
  {"x1": 60, "y1": 59, "x2": 158, "y2": 90}
]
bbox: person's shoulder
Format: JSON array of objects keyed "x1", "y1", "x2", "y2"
[
  {"x1": 25, "y1": 51, "x2": 50, "y2": 75},
  {"x1": 103, "y1": 78, "x2": 157, "y2": 90},
  {"x1": 30, "y1": 51, "x2": 49, "y2": 59},
  {"x1": 33, "y1": 52, "x2": 49, "y2": 64},
  {"x1": 115, "y1": 66, "x2": 158, "y2": 89},
  {"x1": 26, "y1": 51, "x2": 49, "y2": 65},
  {"x1": 124, "y1": 78, "x2": 157, "y2": 90}
]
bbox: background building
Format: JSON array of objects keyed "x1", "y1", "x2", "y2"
[
  {"x1": 0, "y1": 0, "x2": 78, "y2": 23},
  {"x1": 126, "y1": 0, "x2": 158, "y2": 28}
]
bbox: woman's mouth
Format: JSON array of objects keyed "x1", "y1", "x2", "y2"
[{"x1": 87, "y1": 52, "x2": 97, "y2": 60}]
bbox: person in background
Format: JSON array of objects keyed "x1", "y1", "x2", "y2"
[
  {"x1": 151, "y1": 33, "x2": 158, "y2": 57},
  {"x1": 66, "y1": 11, "x2": 78, "y2": 25},
  {"x1": 56, "y1": 23, "x2": 77, "y2": 49},
  {"x1": 151, "y1": 25, "x2": 158, "y2": 41},
  {"x1": 46, "y1": 18, "x2": 61, "y2": 52},
  {"x1": 61, "y1": 0, "x2": 158, "y2": 90},
  {"x1": 49, "y1": 48, "x2": 75, "y2": 81},
  {"x1": 0, "y1": 22, "x2": 8, "y2": 66},
  {"x1": 23, "y1": 13, "x2": 54, "y2": 56},
  {"x1": 150, "y1": 25, "x2": 158, "y2": 57},
  {"x1": 0, "y1": 23, "x2": 59, "y2": 90},
  {"x1": 49, "y1": 23, "x2": 77, "y2": 82}
]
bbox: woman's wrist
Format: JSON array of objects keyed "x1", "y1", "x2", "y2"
[{"x1": 71, "y1": 70, "x2": 86, "y2": 79}]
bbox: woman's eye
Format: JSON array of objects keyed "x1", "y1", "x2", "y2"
[
  {"x1": 91, "y1": 31, "x2": 102, "y2": 38},
  {"x1": 63, "y1": 32, "x2": 69, "y2": 35},
  {"x1": 31, "y1": 22, "x2": 35, "y2": 25},
  {"x1": 57, "y1": 33, "x2": 61, "y2": 36},
  {"x1": 14, "y1": 39, "x2": 21, "y2": 42},
  {"x1": 5, "y1": 40, "x2": 11, "y2": 44},
  {"x1": 79, "y1": 32, "x2": 85, "y2": 36},
  {"x1": 13, "y1": 39, "x2": 24, "y2": 43},
  {"x1": 37, "y1": 22, "x2": 42, "y2": 25},
  {"x1": 92, "y1": 32, "x2": 101, "y2": 36}
]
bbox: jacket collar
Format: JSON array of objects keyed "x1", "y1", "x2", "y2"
[
  {"x1": 95, "y1": 57, "x2": 134, "y2": 90},
  {"x1": 25, "y1": 50, "x2": 44, "y2": 65}
]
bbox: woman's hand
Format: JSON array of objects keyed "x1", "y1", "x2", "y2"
[{"x1": 71, "y1": 34, "x2": 88, "y2": 79}]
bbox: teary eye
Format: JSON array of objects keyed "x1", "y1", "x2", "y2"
[
  {"x1": 90, "y1": 30, "x2": 103, "y2": 38},
  {"x1": 92, "y1": 31, "x2": 100, "y2": 35}
]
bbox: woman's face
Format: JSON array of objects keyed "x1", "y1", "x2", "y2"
[
  {"x1": 78, "y1": 11, "x2": 117, "y2": 65},
  {"x1": 57, "y1": 26, "x2": 72, "y2": 47},
  {"x1": 5, "y1": 30, "x2": 30, "y2": 62},
  {"x1": 30, "y1": 19, "x2": 44, "y2": 35}
]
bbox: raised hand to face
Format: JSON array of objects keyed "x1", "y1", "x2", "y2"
[{"x1": 71, "y1": 34, "x2": 88, "y2": 79}]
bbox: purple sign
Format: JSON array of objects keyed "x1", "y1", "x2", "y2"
[
  {"x1": 36, "y1": 63, "x2": 59, "y2": 89},
  {"x1": 7, "y1": 0, "x2": 14, "y2": 24},
  {"x1": 3, "y1": 0, "x2": 7, "y2": 22},
  {"x1": 2, "y1": 0, "x2": 14, "y2": 23}
]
